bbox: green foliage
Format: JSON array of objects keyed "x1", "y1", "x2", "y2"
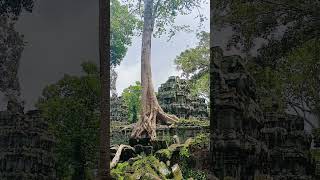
[
  {"x1": 278, "y1": 39, "x2": 320, "y2": 116},
  {"x1": 179, "y1": 148, "x2": 207, "y2": 180},
  {"x1": 36, "y1": 62, "x2": 100, "y2": 180},
  {"x1": 155, "y1": 149, "x2": 173, "y2": 162},
  {"x1": 178, "y1": 133, "x2": 209, "y2": 180},
  {"x1": 212, "y1": 0, "x2": 319, "y2": 52},
  {"x1": 111, "y1": 155, "x2": 169, "y2": 179},
  {"x1": 184, "y1": 169, "x2": 207, "y2": 180},
  {"x1": 178, "y1": 118, "x2": 209, "y2": 127},
  {"x1": 249, "y1": 38, "x2": 320, "y2": 123},
  {"x1": 111, "y1": 0, "x2": 139, "y2": 66},
  {"x1": 124, "y1": 0, "x2": 207, "y2": 39},
  {"x1": 160, "y1": 133, "x2": 175, "y2": 146},
  {"x1": 214, "y1": 0, "x2": 320, "y2": 123},
  {"x1": 111, "y1": 162, "x2": 130, "y2": 179},
  {"x1": 175, "y1": 31, "x2": 209, "y2": 99},
  {"x1": 179, "y1": 146, "x2": 190, "y2": 158},
  {"x1": 311, "y1": 149, "x2": 320, "y2": 161},
  {"x1": 190, "y1": 133, "x2": 209, "y2": 148},
  {"x1": 131, "y1": 156, "x2": 162, "y2": 178},
  {"x1": 122, "y1": 81, "x2": 142, "y2": 123}
]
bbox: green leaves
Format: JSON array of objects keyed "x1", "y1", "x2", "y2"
[
  {"x1": 214, "y1": 0, "x2": 320, "y2": 122},
  {"x1": 36, "y1": 62, "x2": 100, "y2": 179},
  {"x1": 124, "y1": 0, "x2": 206, "y2": 40},
  {"x1": 175, "y1": 31, "x2": 209, "y2": 99},
  {"x1": 111, "y1": 0, "x2": 140, "y2": 66},
  {"x1": 122, "y1": 81, "x2": 142, "y2": 123},
  {"x1": 213, "y1": 0, "x2": 320, "y2": 53}
]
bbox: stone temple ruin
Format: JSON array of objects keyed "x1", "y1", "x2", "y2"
[
  {"x1": 0, "y1": 100, "x2": 56, "y2": 180},
  {"x1": 110, "y1": 76, "x2": 208, "y2": 122},
  {"x1": 157, "y1": 76, "x2": 208, "y2": 120},
  {"x1": 110, "y1": 94, "x2": 129, "y2": 122},
  {"x1": 211, "y1": 47, "x2": 313, "y2": 180}
]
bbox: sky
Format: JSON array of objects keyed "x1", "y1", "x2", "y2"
[
  {"x1": 14, "y1": 0, "x2": 209, "y2": 110},
  {"x1": 115, "y1": 1, "x2": 210, "y2": 94}
]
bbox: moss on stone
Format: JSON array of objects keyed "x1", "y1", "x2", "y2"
[
  {"x1": 172, "y1": 164, "x2": 183, "y2": 180},
  {"x1": 311, "y1": 149, "x2": 320, "y2": 161},
  {"x1": 110, "y1": 162, "x2": 130, "y2": 179},
  {"x1": 155, "y1": 148, "x2": 173, "y2": 162},
  {"x1": 178, "y1": 118, "x2": 209, "y2": 127},
  {"x1": 224, "y1": 176, "x2": 235, "y2": 180}
]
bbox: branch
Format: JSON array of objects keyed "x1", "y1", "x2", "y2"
[
  {"x1": 153, "y1": 0, "x2": 162, "y2": 17},
  {"x1": 287, "y1": 101, "x2": 313, "y2": 114},
  {"x1": 110, "y1": 144, "x2": 135, "y2": 169},
  {"x1": 138, "y1": 0, "x2": 142, "y2": 18},
  {"x1": 259, "y1": 0, "x2": 319, "y2": 19},
  {"x1": 289, "y1": 103, "x2": 316, "y2": 129}
]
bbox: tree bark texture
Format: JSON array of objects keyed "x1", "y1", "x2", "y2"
[
  {"x1": 98, "y1": 0, "x2": 110, "y2": 179},
  {"x1": 131, "y1": 0, "x2": 179, "y2": 141}
]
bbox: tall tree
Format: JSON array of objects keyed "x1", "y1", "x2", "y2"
[
  {"x1": 98, "y1": 0, "x2": 110, "y2": 179},
  {"x1": 127, "y1": 0, "x2": 206, "y2": 141}
]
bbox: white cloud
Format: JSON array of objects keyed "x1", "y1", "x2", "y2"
[{"x1": 115, "y1": 61, "x2": 140, "y2": 95}]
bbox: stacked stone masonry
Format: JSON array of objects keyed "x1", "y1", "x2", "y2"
[
  {"x1": 0, "y1": 100, "x2": 56, "y2": 180},
  {"x1": 110, "y1": 77, "x2": 208, "y2": 122},
  {"x1": 157, "y1": 76, "x2": 208, "y2": 120},
  {"x1": 110, "y1": 95, "x2": 129, "y2": 122},
  {"x1": 211, "y1": 46, "x2": 313, "y2": 180}
]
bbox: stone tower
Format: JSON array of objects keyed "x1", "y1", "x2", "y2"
[
  {"x1": 157, "y1": 76, "x2": 208, "y2": 120},
  {"x1": 211, "y1": 47, "x2": 266, "y2": 180}
]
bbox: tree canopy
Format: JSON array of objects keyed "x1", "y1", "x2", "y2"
[
  {"x1": 175, "y1": 31, "x2": 209, "y2": 99},
  {"x1": 212, "y1": 0, "x2": 320, "y2": 53},
  {"x1": 213, "y1": 0, "x2": 320, "y2": 125},
  {"x1": 111, "y1": 0, "x2": 140, "y2": 66},
  {"x1": 124, "y1": 0, "x2": 207, "y2": 39},
  {"x1": 37, "y1": 62, "x2": 100, "y2": 179}
]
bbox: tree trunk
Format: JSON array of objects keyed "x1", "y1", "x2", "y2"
[
  {"x1": 98, "y1": 0, "x2": 110, "y2": 179},
  {"x1": 131, "y1": 0, "x2": 178, "y2": 141},
  {"x1": 72, "y1": 139, "x2": 86, "y2": 180}
]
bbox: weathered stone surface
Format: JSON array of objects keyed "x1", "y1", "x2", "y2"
[
  {"x1": 133, "y1": 144, "x2": 153, "y2": 156},
  {"x1": 120, "y1": 146, "x2": 136, "y2": 162},
  {"x1": 211, "y1": 47, "x2": 313, "y2": 180},
  {"x1": 158, "y1": 161, "x2": 171, "y2": 177},
  {"x1": 110, "y1": 94, "x2": 128, "y2": 122},
  {"x1": 157, "y1": 76, "x2": 208, "y2": 120},
  {"x1": 172, "y1": 164, "x2": 183, "y2": 180},
  {"x1": 0, "y1": 100, "x2": 56, "y2": 180}
]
